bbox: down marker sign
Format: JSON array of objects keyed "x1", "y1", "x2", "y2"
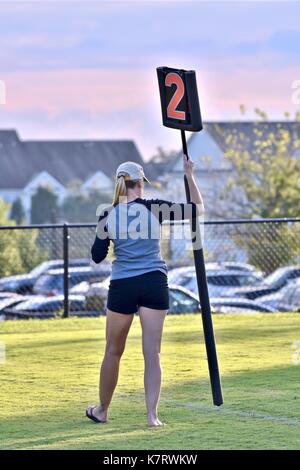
[{"x1": 157, "y1": 66, "x2": 202, "y2": 131}]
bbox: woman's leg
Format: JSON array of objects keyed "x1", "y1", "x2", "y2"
[
  {"x1": 139, "y1": 306, "x2": 167, "y2": 426},
  {"x1": 87, "y1": 309, "x2": 134, "y2": 422}
]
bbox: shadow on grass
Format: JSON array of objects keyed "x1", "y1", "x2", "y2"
[
  {"x1": 1, "y1": 363, "x2": 300, "y2": 450},
  {"x1": 164, "y1": 324, "x2": 300, "y2": 345}
]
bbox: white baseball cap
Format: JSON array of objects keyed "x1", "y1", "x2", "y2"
[{"x1": 116, "y1": 161, "x2": 150, "y2": 183}]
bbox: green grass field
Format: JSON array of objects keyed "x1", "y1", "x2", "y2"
[{"x1": 1, "y1": 313, "x2": 300, "y2": 450}]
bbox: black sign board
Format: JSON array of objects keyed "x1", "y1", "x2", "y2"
[{"x1": 156, "y1": 66, "x2": 203, "y2": 132}]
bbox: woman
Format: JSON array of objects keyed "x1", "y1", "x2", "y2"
[{"x1": 86, "y1": 155, "x2": 204, "y2": 427}]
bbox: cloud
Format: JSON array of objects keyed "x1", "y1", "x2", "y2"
[
  {"x1": 0, "y1": 2, "x2": 300, "y2": 72},
  {"x1": 0, "y1": 1, "x2": 300, "y2": 159},
  {"x1": 1, "y1": 65, "x2": 299, "y2": 160}
]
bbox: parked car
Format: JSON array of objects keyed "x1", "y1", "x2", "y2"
[
  {"x1": 0, "y1": 292, "x2": 21, "y2": 300},
  {"x1": 0, "y1": 258, "x2": 95, "y2": 294},
  {"x1": 227, "y1": 266, "x2": 300, "y2": 300},
  {"x1": 259, "y1": 278, "x2": 300, "y2": 312},
  {"x1": 168, "y1": 265, "x2": 222, "y2": 284},
  {"x1": 170, "y1": 269, "x2": 263, "y2": 297},
  {"x1": 0, "y1": 295, "x2": 31, "y2": 320},
  {"x1": 168, "y1": 285, "x2": 201, "y2": 314},
  {"x1": 33, "y1": 266, "x2": 110, "y2": 296},
  {"x1": 4, "y1": 294, "x2": 85, "y2": 319},
  {"x1": 220, "y1": 262, "x2": 264, "y2": 276},
  {"x1": 85, "y1": 278, "x2": 110, "y2": 312},
  {"x1": 0, "y1": 295, "x2": 30, "y2": 313},
  {"x1": 69, "y1": 281, "x2": 91, "y2": 295},
  {"x1": 85, "y1": 278, "x2": 202, "y2": 315},
  {"x1": 210, "y1": 297, "x2": 277, "y2": 314}
]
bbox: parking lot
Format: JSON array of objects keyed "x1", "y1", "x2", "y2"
[{"x1": 0, "y1": 218, "x2": 300, "y2": 319}]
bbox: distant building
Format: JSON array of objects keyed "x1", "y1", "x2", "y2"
[
  {"x1": 1, "y1": 122, "x2": 300, "y2": 223},
  {"x1": 146, "y1": 121, "x2": 300, "y2": 218},
  {"x1": 0, "y1": 130, "x2": 143, "y2": 222}
]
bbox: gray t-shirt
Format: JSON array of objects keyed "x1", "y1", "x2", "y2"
[{"x1": 91, "y1": 198, "x2": 197, "y2": 280}]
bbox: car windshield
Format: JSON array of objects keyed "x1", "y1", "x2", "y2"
[
  {"x1": 237, "y1": 275, "x2": 262, "y2": 286},
  {"x1": 30, "y1": 262, "x2": 52, "y2": 277},
  {"x1": 169, "y1": 289, "x2": 196, "y2": 306},
  {"x1": 34, "y1": 274, "x2": 63, "y2": 290},
  {"x1": 206, "y1": 274, "x2": 235, "y2": 287}
]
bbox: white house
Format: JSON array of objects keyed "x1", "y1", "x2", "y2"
[
  {"x1": 0, "y1": 130, "x2": 143, "y2": 222},
  {"x1": 146, "y1": 121, "x2": 300, "y2": 218}
]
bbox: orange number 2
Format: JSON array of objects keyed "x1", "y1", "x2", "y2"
[{"x1": 165, "y1": 72, "x2": 186, "y2": 120}]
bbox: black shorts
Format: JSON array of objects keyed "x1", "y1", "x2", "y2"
[{"x1": 107, "y1": 270, "x2": 169, "y2": 315}]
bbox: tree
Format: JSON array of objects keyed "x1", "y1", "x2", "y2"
[
  {"x1": 61, "y1": 188, "x2": 111, "y2": 223},
  {"x1": 0, "y1": 198, "x2": 48, "y2": 277},
  {"x1": 232, "y1": 222, "x2": 300, "y2": 274},
  {"x1": 31, "y1": 186, "x2": 59, "y2": 224},
  {"x1": 214, "y1": 109, "x2": 300, "y2": 272},
  {"x1": 10, "y1": 198, "x2": 25, "y2": 225},
  {"x1": 15, "y1": 228, "x2": 49, "y2": 273},
  {"x1": 218, "y1": 109, "x2": 300, "y2": 219},
  {"x1": 149, "y1": 146, "x2": 178, "y2": 164},
  {"x1": 0, "y1": 199, "x2": 23, "y2": 277}
]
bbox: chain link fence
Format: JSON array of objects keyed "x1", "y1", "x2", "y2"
[{"x1": 0, "y1": 218, "x2": 300, "y2": 319}]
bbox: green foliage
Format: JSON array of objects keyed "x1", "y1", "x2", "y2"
[
  {"x1": 0, "y1": 198, "x2": 47, "y2": 277},
  {"x1": 61, "y1": 189, "x2": 111, "y2": 223},
  {"x1": 233, "y1": 222, "x2": 300, "y2": 274},
  {"x1": 218, "y1": 110, "x2": 300, "y2": 219},
  {"x1": 10, "y1": 198, "x2": 25, "y2": 225},
  {"x1": 15, "y1": 228, "x2": 49, "y2": 273},
  {"x1": 31, "y1": 186, "x2": 59, "y2": 224},
  {"x1": 0, "y1": 199, "x2": 24, "y2": 277},
  {"x1": 150, "y1": 146, "x2": 178, "y2": 164}
]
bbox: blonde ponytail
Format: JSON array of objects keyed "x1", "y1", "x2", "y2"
[{"x1": 113, "y1": 176, "x2": 127, "y2": 205}]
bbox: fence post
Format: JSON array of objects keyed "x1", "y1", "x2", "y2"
[{"x1": 63, "y1": 223, "x2": 69, "y2": 318}]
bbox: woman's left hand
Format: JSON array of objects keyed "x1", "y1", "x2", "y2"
[{"x1": 183, "y1": 154, "x2": 195, "y2": 177}]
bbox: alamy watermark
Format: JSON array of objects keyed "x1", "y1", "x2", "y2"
[
  {"x1": 0, "y1": 80, "x2": 6, "y2": 105},
  {"x1": 95, "y1": 200, "x2": 205, "y2": 250},
  {"x1": 291, "y1": 80, "x2": 300, "y2": 105},
  {"x1": 0, "y1": 342, "x2": 6, "y2": 364},
  {"x1": 291, "y1": 340, "x2": 300, "y2": 365}
]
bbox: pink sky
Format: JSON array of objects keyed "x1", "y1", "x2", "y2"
[{"x1": 0, "y1": 1, "x2": 300, "y2": 159}]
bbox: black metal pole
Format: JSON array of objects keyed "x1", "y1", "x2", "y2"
[
  {"x1": 181, "y1": 129, "x2": 223, "y2": 406},
  {"x1": 63, "y1": 223, "x2": 69, "y2": 318}
]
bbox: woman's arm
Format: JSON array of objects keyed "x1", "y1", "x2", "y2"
[
  {"x1": 183, "y1": 154, "x2": 205, "y2": 215},
  {"x1": 91, "y1": 235, "x2": 110, "y2": 264},
  {"x1": 91, "y1": 210, "x2": 111, "y2": 263},
  {"x1": 139, "y1": 156, "x2": 204, "y2": 221}
]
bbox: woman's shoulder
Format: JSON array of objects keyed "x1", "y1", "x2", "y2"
[
  {"x1": 96, "y1": 204, "x2": 115, "y2": 222},
  {"x1": 135, "y1": 198, "x2": 174, "y2": 208}
]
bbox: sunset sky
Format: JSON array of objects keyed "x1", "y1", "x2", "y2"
[{"x1": 0, "y1": 0, "x2": 300, "y2": 160}]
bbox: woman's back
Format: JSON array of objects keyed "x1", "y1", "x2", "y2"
[
  {"x1": 107, "y1": 199, "x2": 166, "y2": 280},
  {"x1": 92, "y1": 197, "x2": 197, "y2": 280}
]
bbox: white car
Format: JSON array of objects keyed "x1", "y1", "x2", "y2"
[
  {"x1": 171, "y1": 269, "x2": 263, "y2": 297},
  {"x1": 259, "y1": 278, "x2": 300, "y2": 312},
  {"x1": 168, "y1": 264, "x2": 223, "y2": 285}
]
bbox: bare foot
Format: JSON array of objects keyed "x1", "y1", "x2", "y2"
[
  {"x1": 148, "y1": 416, "x2": 165, "y2": 427},
  {"x1": 86, "y1": 404, "x2": 108, "y2": 423}
]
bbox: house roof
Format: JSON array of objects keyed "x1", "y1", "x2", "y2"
[
  {"x1": 0, "y1": 130, "x2": 144, "y2": 189},
  {"x1": 146, "y1": 121, "x2": 300, "y2": 177},
  {"x1": 205, "y1": 121, "x2": 300, "y2": 154}
]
